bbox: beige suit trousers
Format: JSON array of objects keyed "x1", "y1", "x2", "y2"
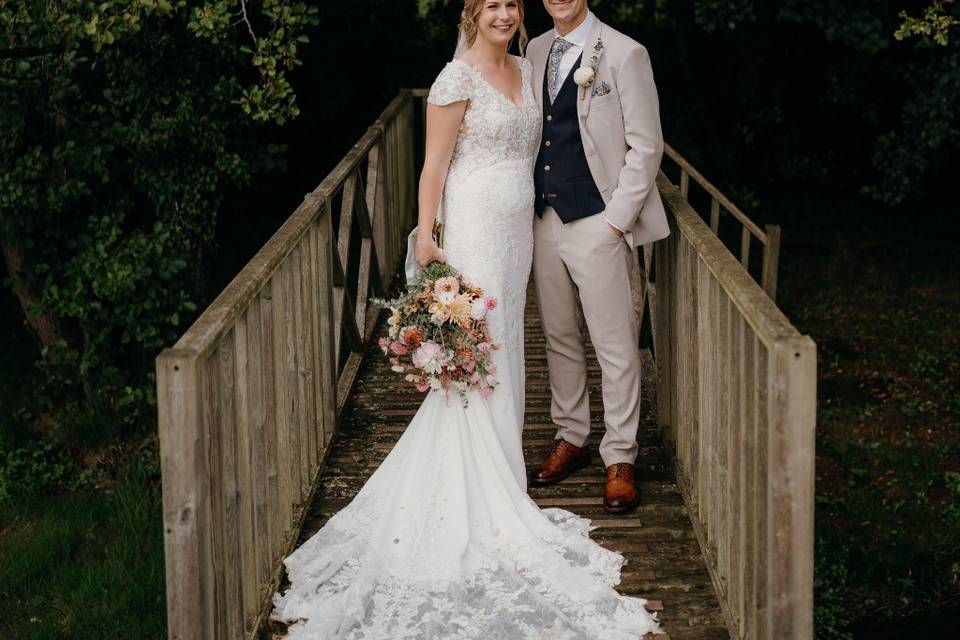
[{"x1": 533, "y1": 206, "x2": 642, "y2": 466}]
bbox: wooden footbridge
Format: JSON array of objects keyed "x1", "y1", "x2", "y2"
[{"x1": 157, "y1": 91, "x2": 816, "y2": 640}]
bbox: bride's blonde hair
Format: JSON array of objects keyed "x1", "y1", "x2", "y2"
[{"x1": 459, "y1": 0, "x2": 528, "y2": 55}]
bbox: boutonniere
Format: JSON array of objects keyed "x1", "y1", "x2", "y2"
[{"x1": 574, "y1": 35, "x2": 604, "y2": 100}]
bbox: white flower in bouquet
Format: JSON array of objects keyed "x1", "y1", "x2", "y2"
[
  {"x1": 412, "y1": 341, "x2": 445, "y2": 375},
  {"x1": 387, "y1": 307, "x2": 402, "y2": 338},
  {"x1": 470, "y1": 298, "x2": 488, "y2": 320}
]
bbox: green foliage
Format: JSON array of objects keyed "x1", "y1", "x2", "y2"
[
  {"x1": 0, "y1": 1, "x2": 316, "y2": 436},
  {"x1": 896, "y1": 0, "x2": 960, "y2": 46},
  {"x1": 814, "y1": 534, "x2": 855, "y2": 640},
  {"x1": 0, "y1": 440, "x2": 71, "y2": 503},
  {"x1": 692, "y1": 0, "x2": 756, "y2": 33}
]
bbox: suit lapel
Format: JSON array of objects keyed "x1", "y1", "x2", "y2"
[
  {"x1": 576, "y1": 20, "x2": 604, "y2": 122},
  {"x1": 531, "y1": 37, "x2": 547, "y2": 111}
]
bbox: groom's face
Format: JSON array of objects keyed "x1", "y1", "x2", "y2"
[{"x1": 542, "y1": 0, "x2": 588, "y2": 32}]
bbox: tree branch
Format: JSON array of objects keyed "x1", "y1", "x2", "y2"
[{"x1": 239, "y1": 0, "x2": 258, "y2": 47}]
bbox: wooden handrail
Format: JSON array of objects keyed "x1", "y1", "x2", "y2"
[
  {"x1": 156, "y1": 91, "x2": 416, "y2": 640},
  {"x1": 662, "y1": 143, "x2": 781, "y2": 300}
]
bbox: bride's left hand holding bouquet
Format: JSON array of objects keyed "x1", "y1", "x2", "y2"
[{"x1": 375, "y1": 262, "x2": 500, "y2": 406}]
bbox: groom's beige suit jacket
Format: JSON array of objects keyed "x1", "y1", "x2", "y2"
[{"x1": 526, "y1": 19, "x2": 669, "y2": 247}]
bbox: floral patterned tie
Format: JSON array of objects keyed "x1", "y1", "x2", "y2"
[{"x1": 547, "y1": 37, "x2": 573, "y2": 104}]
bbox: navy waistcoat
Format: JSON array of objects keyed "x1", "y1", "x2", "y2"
[{"x1": 534, "y1": 54, "x2": 605, "y2": 223}]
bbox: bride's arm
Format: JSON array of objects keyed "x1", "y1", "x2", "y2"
[{"x1": 416, "y1": 100, "x2": 467, "y2": 266}]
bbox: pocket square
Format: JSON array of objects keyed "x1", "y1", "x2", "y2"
[{"x1": 591, "y1": 81, "x2": 611, "y2": 98}]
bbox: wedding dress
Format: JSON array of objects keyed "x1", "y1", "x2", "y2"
[{"x1": 269, "y1": 54, "x2": 663, "y2": 639}]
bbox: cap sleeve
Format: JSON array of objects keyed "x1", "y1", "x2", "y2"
[{"x1": 427, "y1": 61, "x2": 472, "y2": 106}]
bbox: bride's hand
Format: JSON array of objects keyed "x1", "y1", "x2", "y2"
[{"x1": 415, "y1": 235, "x2": 445, "y2": 267}]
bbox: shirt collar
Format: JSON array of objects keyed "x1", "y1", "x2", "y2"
[{"x1": 554, "y1": 9, "x2": 595, "y2": 48}]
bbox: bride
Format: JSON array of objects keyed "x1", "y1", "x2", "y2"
[{"x1": 269, "y1": 1, "x2": 663, "y2": 637}]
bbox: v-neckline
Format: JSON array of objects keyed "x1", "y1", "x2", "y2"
[{"x1": 454, "y1": 56, "x2": 527, "y2": 112}]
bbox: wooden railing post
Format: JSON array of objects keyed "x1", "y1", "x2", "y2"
[
  {"x1": 157, "y1": 349, "x2": 213, "y2": 640},
  {"x1": 767, "y1": 336, "x2": 816, "y2": 637},
  {"x1": 761, "y1": 224, "x2": 781, "y2": 302}
]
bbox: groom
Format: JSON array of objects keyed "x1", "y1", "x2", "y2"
[{"x1": 527, "y1": 0, "x2": 669, "y2": 513}]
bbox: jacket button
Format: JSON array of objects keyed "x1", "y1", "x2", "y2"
[
  {"x1": 546, "y1": 115, "x2": 552, "y2": 121},
  {"x1": 545, "y1": 140, "x2": 551, "y2": 147},
  {"x1": 544, "y1": 165, "x2": 551, "y2": 171}
]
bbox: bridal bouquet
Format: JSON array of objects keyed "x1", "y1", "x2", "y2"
[{"x1": 375, "y1": 262, "x2": 499, "y2": 406}]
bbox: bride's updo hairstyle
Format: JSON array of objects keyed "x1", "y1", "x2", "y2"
[{"x1": 459, "y1": 0, "x2": 529, "y2": 55}]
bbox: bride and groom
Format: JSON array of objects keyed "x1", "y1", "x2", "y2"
[{"x1": 271, "y1": 0, "x2": 670, "y2": 637}]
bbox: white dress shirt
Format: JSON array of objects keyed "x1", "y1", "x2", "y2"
[
  {"x1": 553, "y1": 10, "x2": 596, "y2": 87},
  {"x1": 552, "y1": 11, "x2": 625, "y2": 234}
]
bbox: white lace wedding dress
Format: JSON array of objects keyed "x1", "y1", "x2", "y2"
[{"x1": 269, "y1": 55, "x2": 663, "y2": 639}]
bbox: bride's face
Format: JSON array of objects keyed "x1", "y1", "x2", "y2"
[{"x1": 475, "y1": 0, "x2": 521, "y2": 47}]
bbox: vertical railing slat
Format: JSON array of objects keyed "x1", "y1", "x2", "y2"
[
  {"x1": 305, "y1": 219, "x2": 325, "y2": 459},
  {"x1": 290, "y1": 244, "x2": 312, "y2": 494},
  {"x1": 270, "y1": 267, "x2": 293, "y2": 551},
  {"x1": 232, "y1": 312, "x2": 259, "y2": 631},
  {"x1": 216, "y1": 334, "x2": 244, "y2": 639},
  {"x1": 761, "y1": 224, "x2": 781, "y2": 301},
  {"x1": 246, "y1": 297, "x2": 272, "y2": 596},
  {"x1": 316, "y1": 203, "x2": 338, "y2": 433},
  {"x1": 202, "y1": 351, "x2": 227, "y2": 639},
  {"x1": 280, "y1": 258, "x2": 302, "y2": 508}
]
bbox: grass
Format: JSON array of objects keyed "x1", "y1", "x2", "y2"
[
  {"x1": 0, "y1": 452, "x2": 166, "y2": 639},
  {"x1": 778, "y1": 240, "x2": 960, "y2": 638}
]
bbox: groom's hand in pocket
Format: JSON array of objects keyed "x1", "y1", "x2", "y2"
[{"x1": 606, "y1": 221, "x2": 624, "y2": 238}]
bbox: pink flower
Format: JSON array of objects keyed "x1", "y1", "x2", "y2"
[
  {"x1": 435, "y1": 276, "x2": 460, "y2": 296},
  {"x1": 434, "y1": 276, "x2": 460, "y2": 304},
  {"x1": 378, "y1": 336, "x2": 389, "y2": 352},
  {"x1": 477, "y1": 342, "x2": 491, "y2": 354},
  {"x1": 390, "y1": 342, "x2": 408, "y2": 355},
  {"x1": 479, "y1": 386, "x2": 494, "y2": 399},
  {"x1": 484, "y1": 296, "x2": 497, "y2": 311},
  {"x1": 389, "y1": 357, "x2": 400, "y2": 367},
  {"x1": 415, "y1": 381, "x2": 431, "y2": 392}
]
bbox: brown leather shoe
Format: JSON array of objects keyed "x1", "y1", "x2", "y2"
[
  {"x1": 528, "y1": 437, "x2": 590, "y2": 486},
  {"x1": 604, "y1": 463, "x2": 641, "y2": 513}
]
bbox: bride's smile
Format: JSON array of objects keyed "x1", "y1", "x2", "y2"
[{"x1": 476, "y1": 1, "x2": 521, "y2": 45}]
